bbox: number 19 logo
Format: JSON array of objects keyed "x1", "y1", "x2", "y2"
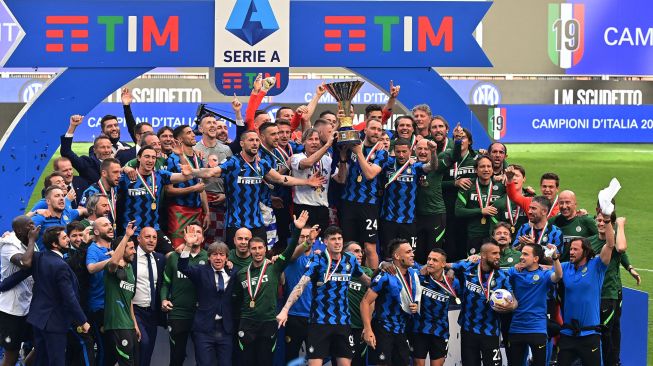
[{"x1": 547, "y1": 3, "x2": 585, "y2": 69}]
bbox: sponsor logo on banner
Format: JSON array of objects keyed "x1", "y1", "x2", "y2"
[
  {"x1": 547, "y1": 3, "x2": 585, "y2": 68},
  {"x1": 471, "y1": 82, "x2": 501, "y2": 105},
  {"x1": 488, "y1": 107, "x2": 507, "y2": 140},
  {"x1": 214, "y1": 0, "x2": 290, "y2": 96},
  {"x1": 44, "y1": 15, "x2": 179, "y2": 53}
]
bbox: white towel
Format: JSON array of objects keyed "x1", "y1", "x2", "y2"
[
  {"x1": 396, "y1": 269, "x2": 422, "y2": 315},
  {"x1": 598, "y1": 178, "x2": 621, "y2": 215}
]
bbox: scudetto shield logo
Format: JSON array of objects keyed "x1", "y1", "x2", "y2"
[
  {"x1": 547, "y1": 3, "x2": 585, "y2": 68},
  {"x1": 226, "y1": 0, "x2": 279, "y2": 46}
]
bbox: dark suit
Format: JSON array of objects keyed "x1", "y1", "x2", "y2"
[
  {"x1": 115, "y1": 147, "x2": 136, "y2": 166},
  {"x1": 131, "y1": 249, "x2": 165, "y2": 366},
  {"x1": 60, "y1": 135, "x2": 103, "y2": 183},
  {"x1": 178, "y1": 256, "x2": 237, "y2": 366},
  {"x1": 69, "y1": 176, "x2": 90, "y2": 209},
  {"x1": 26, "y1": 250, "x2": 87, "y2": 366}
]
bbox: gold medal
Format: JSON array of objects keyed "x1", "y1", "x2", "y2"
[
  {"x1": 76, "y1": 326, "x2": 83, "y2": 334},
  {"x1": 511, "y1": 226, "x2": 515, "y2": 234},
  {"x1": 481, "y1": 217, "x2": 486, "y2": 225},
  {"x1": 151, "y1": 202, "x2": 157, "y2": 210},
  {"x1": 249, "y1": 300, "x2": 255, "y2": 308},
  {"x1": 455, "y1": 298, "x2": 461, "y2": 305},
  {"x1": 356, "y1": 175, "x2": 362, "y2": 183}
]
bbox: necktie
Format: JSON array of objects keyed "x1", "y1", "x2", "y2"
[
  {"x1": 146, "y1": 253, "x2": 156, "y2": 310},
  {"x1": 216, "y1": 270, "x2": 225, "y2": 292}
]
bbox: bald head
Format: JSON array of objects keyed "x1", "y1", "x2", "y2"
[
  {"x1": 480, "y1": 241, "x2": 501, "y2": 270},
  {"x1": 138, "y1": 227, "x2": 158, "y2": 253},
  {"x1": 234, "y1": 227, "x2": 253, "y2": 254},
  {"x1": 558, "y1": 190, "x2": 578, "y2": 219}
]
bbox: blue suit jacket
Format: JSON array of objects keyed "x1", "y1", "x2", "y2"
[
  {"x1": 178, "y1": 257, "x2": 237, "y2": 334},
  {"x1": 60, "y1": 135, "x2": 102, "y2": 183},
  {"x1": 115, "y1": 147, "x2": 136, "y2": 167},
  {"x1": 26, "y1": 251, "x2": 87, "y2": 332},
  {"x1": 131, "y1": 250, "x2": 166, "y2": 323}
]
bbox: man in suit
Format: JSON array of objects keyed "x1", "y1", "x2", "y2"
[
  {"x1": 115, "y1": 122, "x2": 154, "y2": 166},
  {"x1": 53, "y1": 157, "x2": 90, "y2": 209},
  {"x1": 20, "y1": 225, "x2": 91, "y2": 366},
  {"x1": 61, "y1": 115, "x2": 114, "y2": 183},
  {"x1": 178, "y1": 236, "x2": 236, "y2": 366},
  {"x1": 131, "y1": 227, "x2": 166, "y2": 366}
]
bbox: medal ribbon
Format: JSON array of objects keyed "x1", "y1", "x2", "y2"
[
  {"x1": 506, "y1": 199, "x2": 520, "y2": 227},
  {"x1": 477, "y1": 266, "x2": 495, "y2": 302},
  {"x1": 261, "y1": 145, "x2": 289, "y2": 170},
  {"x1": 547, "y1": 195, "x2": 559, "y2": 218},
  {"x1": 276, "y1": 146, "x2": 292, "y2": 166},
  {"x1": 432, "y1": 274, "x2": 459, "y2": 300},
  {"x1": 441, "y1": 137, "x2": 448, "y2": 152},
  {"x1": 136, "y1": 171, "x2": 156, "y2": 202},
  {"x1": 324, "y1": 250, "x2": 343, "y2": 283},
  {"x1": 246, "y1": 259, "x2": 270, "y2": 301},
  {"x1": 364, "y1": 142, "x2": 382, "y2": 163},
  {"x1": 531, "y1": 222, "x2": 549, "y2": 245},
  {"x1": 98, "y1": 180, "x2": 116, "y2": 222},
  {"x1": 395, "y1": 266, "x2": 415, "y2": 302},
  {"x1": 475, "y1": 180, "x2": 493, "y2": 209},
  {"x1": 240, "y1": 153, "x2": 262, "y2": 177},
  {"x1": 409, "y1": 135, "x2": 417, "y2": 150},
  {"x1": 188, "y1": 153, "x2": 200, "y2": 169},
  {"x1": 384, "y1": 160, "x2": 411, "y2": 188}
]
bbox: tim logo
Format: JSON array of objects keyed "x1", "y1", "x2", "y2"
[
  {"x1": 487, "y1": 107, "x2": 507, "y2": 140},
  {"x1": 471, "y1": 83, "x2": 501, "y2": 105},
  {"x1": 548, "y1": 3, "x2": 585, "y2": 68},
  {"x1": 44, "y1": 15, "x2": 179, "y2": 53},
  {"x1": 221, "y1": 71, "x2": 281, "y2": 90},
  {"x1": 226, "y1": 0, "x2": 279, "y2": 46},
  {"x1": 323, "y1": 15, "x2": 452, "y2": 53}
]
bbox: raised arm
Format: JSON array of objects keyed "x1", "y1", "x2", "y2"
[
  {"x1": 600, "y1": 216, "x2": 615, "y2": 266},
  {"x1": 298, "y1": 134, "x2": 335, "y2": 170},
  {"x1": 121, "y1": 88, "x2": 138, "y2": 143},
  {"x1": 265, "y1": 168, "x2": 325, "y2": 188},
  {"x1": 381, "y1": 80, "x2": 400, "y2": 124},
  {"x1": 505, "y1": 166, "x2": 532, "y2": 212},
  {"x1": 548, "y1": 244, "x2": 563, "y2": 283},
  {"x1": 421, "y1": 140, "x2": 439, "y2": 173},
  {"x1": 615, "y1": 217, "x2": 627, "y2": 253},
  {"x1": 107, "y1": 222, "x2": 135, "y2": 273},
  {"x1": 10, "y1": 225, "x2": 39, "y2": 269}
]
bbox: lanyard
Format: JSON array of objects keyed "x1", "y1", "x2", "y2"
[
  {"x1": 531, "y1": 222, "x2": 549, "y2": 245},
  {"x1": 324, "y1": 251, "x2": 343, "y2": 283},
  {"x1": 97, "y1": 180, "x2": 116, "y2": 221},
  {"x1": 384, "y1": 160, "x2": 411, "y2": 188},
  {"x1": 395, "y1": 266, "x2": 415, "y2": 303},
  {"x1": 239, "y1": 153, "x2": 262, "y2": 177}
]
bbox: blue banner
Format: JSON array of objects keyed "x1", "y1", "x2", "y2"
[
  {"x1": 494, "y1": 105, "x2": 653, "y2": 143},
  {"x1": 564, "y1": 0, "x2": 653, "y2": 75},
  {"x1": 2, "y1": 0, "x2": 490, "y2": 68},
  {"x1": 290, "y1": 1, "x2": 491, "y2": 67}
]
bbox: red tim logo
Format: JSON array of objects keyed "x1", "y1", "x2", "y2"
[
  {"x1": 222, "y1": 72, "x2": 281, "y2": 90},
  {"x1": 324, "y1": 16, "x2": 367, "y2": 52},
  {"x1": 45, "y1": 16, "x2": 89, "y2": 52}
]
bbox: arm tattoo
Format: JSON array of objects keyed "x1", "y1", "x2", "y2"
[
  {"x1": 284, "y1": 176, "x2": 289, "y2": 183},
  {"x1": 282, "y1": 275, "x2": 310, "y2": 311}
]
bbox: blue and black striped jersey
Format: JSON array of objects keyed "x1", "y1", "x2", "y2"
[
  {"x1": 380, "y1": 159, "x2": 425, "y2": 223},
  {"x1": 411, "y1": 274, "x2": 461, "y2": 338},
  {"x1": 116, "y1": 170, "x2": 172, "y2": 235},
  {"x1": 219, "y1": 155, "x2": 273, "y2": 229},
  {"x1": 370, "y1": 269, "x2": 418, "y2": 334},
  {"x1": 452, "y1": 261, "x2": 512, "y2": 336},
  {"x1": 513, "y1": 223, "x2": 564, "y2": 254},
  {"x1": 305, "y1": 252, "x2": 363, "y2": 325},
  {"x1": 342, "y1": 145, "x2": 388, "y2": 205},
  {"x1": 166, "y1": 153, "x2": 203, "y2": 208}
]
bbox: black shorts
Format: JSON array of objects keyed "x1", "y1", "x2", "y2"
[
  {"x1": 340, "y1": 200, "x2": 378, "y2": 244},
  {"x1": 109, "y1": 329, "x2": 138, "y2": 366},
  {"x1": 378, "y1": 219, "x2": 416, "y2": 259},
  {"x1": 367, "y1": 320, "x2": 410, "y2": 365},
  {"x1": 306, "y1": 323, "x2": 354, "y2": 360},
  {"x1": 0, "y1": 311, "x2": 31, "y2": 351},
  {"x1": 294, "y1": 204, "x2": 330, "y2": 232},
  {"x1": 460, "y1": 330, "x2": 501, "y2": 366},
  {"x1": 408, "y1": 332, "x2": 448, "y2": 360}
]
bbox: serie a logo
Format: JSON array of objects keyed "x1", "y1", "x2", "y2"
[{"x1": 547, "y1": 2, "x2": 585, "y2": 69}]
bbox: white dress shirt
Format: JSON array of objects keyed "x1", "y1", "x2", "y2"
[{"x1": 133, "y1": 246, "x2": 157, "y2": 307}]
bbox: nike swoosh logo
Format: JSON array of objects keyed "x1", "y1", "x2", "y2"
[
  {"x1": 592, "y1": 348, "x2": 599, "y2": 352},
  {"x1": 538, "y1": 345, "x2": 545, "y2": 349}
]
